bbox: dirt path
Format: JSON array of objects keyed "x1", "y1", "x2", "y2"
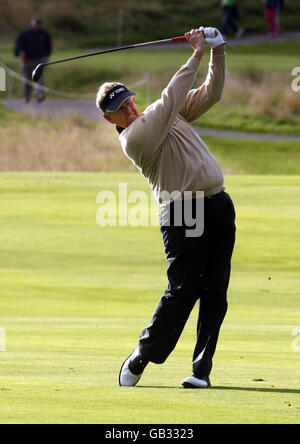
[
  {"x1": 2, "y1": 98, "x2": 300, "y2": 142},
  {"x1": 2, "y1": 99, "x2": 102, "y2": 122}
]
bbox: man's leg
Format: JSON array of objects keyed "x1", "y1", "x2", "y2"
[
  {"x1": 22, "y1": 61, "x2": 33, "y2": 103},
  {"x1": 120, "y1": 217, "x2": 203, "y2": 386},
  {"x1": 120, "y1": 194, "x2": 235, "y2": 386},
  {"x1": 138, "y1": 229, "x2": 202, "y2": 364},
  {"x1": 227, "y1": 6, "x2": 239, "y2": 34},
  {"x1": 266, "y1": 8, "x2": 277, "y2": 35},
  {"x1": 35, "y1": 58, "x2": 46, "y2": 102},
  {"x1": 270, "y1": 8, "x2": 277, "y2": 35},
  {"x1": 221, "y1": 6, "x2": 231, "y2": 37},
  {"x1": 36, "y1": 76, "x2": 45, "y2": 102},
  {"x1": 192, "y1": 193, "x2": 236, "y2": 378},
  {"x1": 137, "y1": 196, "x2": 209, "y2": 364}
]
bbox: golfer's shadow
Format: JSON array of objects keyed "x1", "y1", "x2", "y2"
[
  {"x1": 137, "y1": 386, "x2": 300, "y2": 394},
  {"x1": 212, "y1": 386, "x2": 300, "y2": 395}
]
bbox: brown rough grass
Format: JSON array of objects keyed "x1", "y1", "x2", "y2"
[
  {"x1": 1, "y1": 70, "x2": 299, "y2": 171},
  {"x1": 223, "y1": 70, "x2": 300, "y2": 118},
  {"x1": 0, "y1": 115, "x2": 136, "y2": 172}
]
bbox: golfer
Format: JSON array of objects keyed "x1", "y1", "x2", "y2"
[{"x1": 96, "y1": 27, "x2": 236, "y2": 388}]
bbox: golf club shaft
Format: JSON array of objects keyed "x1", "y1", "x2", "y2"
[{"x1": 39, "y1": 36, "x2": 188, "y2": 69}]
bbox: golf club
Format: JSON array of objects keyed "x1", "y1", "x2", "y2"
[{"x1": 32, "y1": 28, "x2": 217, "y2": 83}]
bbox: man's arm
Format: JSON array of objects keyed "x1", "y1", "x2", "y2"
[
  {"x1": 143, "y1": 28, "x2": 206, "y2": 143},
  {"x1": 121, "y1": 30, "x2": 205, "y2": 167},
  {"x1": 14, "y1": 31, "x2": 26, "y2": 58},
  {"x1": 179, "y1": 44, "x2": 226, "y2": 123},
  {"x1": 44, "y1": 30, "x2": 52, "y2": 57}
]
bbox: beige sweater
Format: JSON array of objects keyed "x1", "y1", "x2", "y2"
[{"x1": 120, "y1": 52, "x2": 226, "y2": 206}]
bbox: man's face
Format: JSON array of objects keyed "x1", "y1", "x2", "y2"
[
  {"x1": 104, "y1": 97, "x2": 142, "y2": 129},
  {"x1": 31, "y1": 20, "x2": 41, "y2": 32}
]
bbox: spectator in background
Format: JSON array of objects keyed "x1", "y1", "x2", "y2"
[
  {"x1": 275, "y1": 0, "x2": 285, "y2": 33},
  {"x1": 15, "y1": 17, "x2": 52, "y2": 103},
  {"x1": 263, "y1": 0, "x2": 284, "y2": 37},
  {"x1": 221, "y1": 0, "x2": 244, "y2": 39}
]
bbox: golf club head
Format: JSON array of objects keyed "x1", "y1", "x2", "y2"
[{"x1": 32, "y1": 63, "x2": 44, "y2": 83}]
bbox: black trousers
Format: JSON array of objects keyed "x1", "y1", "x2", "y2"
[
  {"x1": 21, "y1": 58, "x2": 46, "y2": 102},
  {"x1": 138, "y1": 191, "x2": 236, "y2": 377}
]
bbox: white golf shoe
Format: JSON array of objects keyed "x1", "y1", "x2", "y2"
[
  {"x1": 182, "y1": 375, "x2": 211, "y2": 389},
  {"x1": 119, "y1": 346, "x2": 146, "y2": 387}
]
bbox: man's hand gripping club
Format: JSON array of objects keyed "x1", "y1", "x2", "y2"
[{"x1": 185, "y1": 27, "x2": 225, "y2": 60}]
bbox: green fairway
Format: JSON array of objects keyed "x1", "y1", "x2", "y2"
[
  {"x1": 0, "y1": 172, "x2": 299, "y2": 424},
  {"x1": 202, "y1": 137, "x2": 300, "y2": 174}
]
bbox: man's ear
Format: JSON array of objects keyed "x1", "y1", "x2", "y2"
[{"x1": 103, "y1": 113, "x2": 113, "y2": 123}]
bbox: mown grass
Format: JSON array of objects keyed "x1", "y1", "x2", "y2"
[
  {"x1": 203, "y1": 137, "x2": 300, "y2": 175},
  {"x1": 196, "y1": 103, "x2": 300, "y2": 136},
  {"x1": 0, "y1": 173, "x2": 299, "y2": 424}
]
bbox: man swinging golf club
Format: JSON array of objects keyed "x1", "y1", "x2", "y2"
[{"x1": 96, "y1": 27, "x2": 236, "y2": 389}]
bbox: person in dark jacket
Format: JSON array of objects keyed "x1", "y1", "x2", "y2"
[
  {"x1": 275, "y1": 0, "x2": 285, "y2": 33},
  {"x1": 15, "y1": 17, "x2": 52, "y2": 103},
  {"x1": 221, "y1": 0, "x2": 244, "y2": 39}
]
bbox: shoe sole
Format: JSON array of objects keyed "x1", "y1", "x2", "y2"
[
  {"x1": 182, "y1": 382, "x2": 211, "y2": 389},
  {"x1": 119, "y1": 353, "x2": 142, "y2": 387}
]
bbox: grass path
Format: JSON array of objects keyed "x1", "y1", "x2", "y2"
[{"x1": 3, "y1": 99, "x2": 300, "y2": 142}]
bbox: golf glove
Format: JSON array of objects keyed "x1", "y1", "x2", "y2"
[{"x1": 200, "y1": 27, "x2": 226, "y2": 48}]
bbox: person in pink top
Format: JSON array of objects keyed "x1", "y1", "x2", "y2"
[{"x1": 263, "y1": 0, "x2": 284, "y2": 37}]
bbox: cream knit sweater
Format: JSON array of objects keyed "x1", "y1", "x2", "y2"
[{"x1": 119, "y1": 52, "x2": 226, "y2": 206}]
